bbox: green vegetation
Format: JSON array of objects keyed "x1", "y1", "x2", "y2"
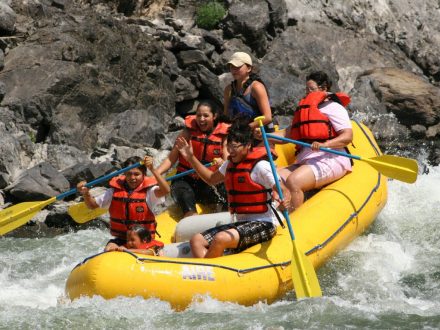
[{"x1": 195, "y1": 1, "x2": 226, "y2": 30}]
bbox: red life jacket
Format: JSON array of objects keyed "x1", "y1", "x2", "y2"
[
  {"x1": 177, "y1": 115, "x2": 230, "y2": 178},
  {"x1": 125, "y1": 240, "x2": 164, "y2": 253},
  {"x1": 290, "y1": 91, "x2": 350, "y2": 142},
  {"x1": 109, "y1": 176, "x2": 158, "y2": 240},
  {"x1": 224, "y1": 147, "x2": 277, "y2": 214}
]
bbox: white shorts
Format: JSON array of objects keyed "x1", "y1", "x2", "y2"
[{"x1": 282, "y1": 156, "x2": 349, "y2": 188}]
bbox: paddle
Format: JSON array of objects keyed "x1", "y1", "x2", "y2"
[
  {"x1": 266, "y1": 134, "x2": 418, "y2": 184},
  {"x1": 68, "y1": 162, "x2": 214, "y2": 224},
  {"x1": 254, "y1": 116, "x2": 322, "y2": 299},
  {"x1": 0, "y1": 161, "x2": 144, "y2": 236}
]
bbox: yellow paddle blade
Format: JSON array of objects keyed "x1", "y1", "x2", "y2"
[
  {"x1": 68, "y1": 202, "x2": 107, "y2": 224},
  {"x1": 363, "y1": 155, "x2": 418, "y2": 184},
  {"x1": 291, "y1": 241, "x2": 322, "y2": 299},
  {"x1": 0, "y1": 198, "x2": 56, "y2": 235}
]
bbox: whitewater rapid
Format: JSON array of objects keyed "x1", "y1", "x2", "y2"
[{"x1": 0, "y1": 167, "x2": 439, "y2": 329}]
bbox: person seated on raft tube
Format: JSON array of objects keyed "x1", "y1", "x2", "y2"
[
  {"x1": 270, "y1": 71, "x2": 353, "y2": 210},
  {"x1": 115, "y1": 225, "x2": 164, "y2": 256},
  {"x1": 77, "y1": 156, "x2": 170, "y2": 252},
  {"x1": 156, "y1": 100, "x2": 230, "y2": 218},
  {"x1": 175, "y1": 118, "x2": 291, "y2": 258},
  {"x1": 223, "y1": 51, "x2": 275, "y2": 133}
]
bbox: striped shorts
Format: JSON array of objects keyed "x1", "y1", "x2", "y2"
[{"x1": 202, "y1": 221, "x2": 277, "y2": 253}]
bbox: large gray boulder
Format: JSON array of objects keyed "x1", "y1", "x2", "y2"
[
  {"x1": 0, "y1": 9, "x2": 175, "y2": 152},
  {"x1": 223, "y1": 0, "x2": 270, "y2": 57},
  {"x1": 260, "y1": 24, "x2": 420, "y2": 116},
  {"x1": 0, "y1": 2, "x2": 16, "y2": 35},
  {"x1": 7, "y1": 162, "x2": 70, "y2": 201},
  {"x1": 286, "y1": 0, "x2": 440, "y2": 83},
  {"x1": 363, "y1": 68, "x2": 440, "y2": 128}
]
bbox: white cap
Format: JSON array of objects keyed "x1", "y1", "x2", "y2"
[{"x1": 227, "y1": 52, "x2": 253, "y2": 67}]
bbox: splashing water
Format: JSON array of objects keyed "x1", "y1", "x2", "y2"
[{"x1": 0, "y1": 167, "x2": 439, "y2": 329}]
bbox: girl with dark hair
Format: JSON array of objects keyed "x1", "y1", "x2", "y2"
[
  {"x1": 175, "y1": 118, "x2": 291, "y2": 258},
  {"x1": 77, "y1": 156, "x2": 170, "y2": 252},
  {"x1": 115, "y1": 225, "x2": 164, "y2": 256},
  {"x1": 157, "y1": 100, "x2": 230, "y2": 218},
  {"x1": 271, "y1": 71, "x2": 353, "y2": 209}
]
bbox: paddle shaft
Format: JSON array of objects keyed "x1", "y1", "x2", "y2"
[
  {"x1": 56, "y1": 162, "x2": 143, "y2": 200},
  {"x1": 67, "y1": 162, "x2": 214, "y2": 224},
  {"x1": 260, "y1": 130, "x2": 295, "y2": 240},
  {"x1": 267, "y1": 134, "x2": 361, "y2": 161},
  {"x1": 62, "y1": 161, "x2": 212, "y2": 200},
  {"x1": 165, "y1": 163, "x2": 212, "y2": 181}
]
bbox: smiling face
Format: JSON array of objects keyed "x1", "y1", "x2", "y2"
[
  {"x1": 126, "y1": 230, "x2": 143, "y2": 249},
  {"x1": 305, "y1": 78, "x2": 329, "y2": 95},
  {"x1": 229, "y1": 63, "x2": 252, "y2": 80},
  {"x1": 124, "y1": 168, "x2": 145, "y2": 190},
  {"x1": 195, "y1": 105, "x2": 216, "y2": 132},
  {"x1": 227, "y1": 141, "x2": 251, "y2": 163}
]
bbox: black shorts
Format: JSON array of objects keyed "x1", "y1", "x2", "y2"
[
  {"x1": 202, "y1": 221, "x2": 277, "y2": 253},
  {"x1": 171, "y1": 176, "x2": 227, "y2": 214}
]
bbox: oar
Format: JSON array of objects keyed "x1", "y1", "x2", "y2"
[
  {"x1": 68, "y1": 162, "x2": 214, "y2": 224},
  {"x1": 254, "y1": 116, "x2": 322, "y2": 299},
  {"x1": 266, "y1": 134, "x2": 418, "y2": 184},
  {"x1": 0, "y1": 161, "x2": 144, "y2": 236}
]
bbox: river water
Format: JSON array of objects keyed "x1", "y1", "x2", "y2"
[{"x1": 0, "y1": 165, "x2": 439, "y2": 329}]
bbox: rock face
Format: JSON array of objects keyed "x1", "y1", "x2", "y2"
[
  {"x1": 0, "y1": 0, "x2": 439, "y2": 234},
  {"x1": 6, "y1": 162, "x2": 70, "y2": 202}
]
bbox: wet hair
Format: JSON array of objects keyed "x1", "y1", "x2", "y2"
[
  {"x1": 122, "y1": 156, "x2": 147, "y2": 174},
  {"x1": 306, "y1": 71, "x2": 332, "y2": 91},
  {"x1": 128, "y1": 225, "x2": 151, "y2": 243},
  {"x1": 227, "y1": 115, "x2": 254, "y2": 145}
]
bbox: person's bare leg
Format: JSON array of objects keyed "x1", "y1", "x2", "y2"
[
  {"x1": 190, "y1": 233, "x2": 210, "y2": 258},
  {"x1": 205, "y1": 229, "x2": 240, "y2": 258},
  {"x1": 285, "y1": 165, "x2": 316, "y2": 209}
]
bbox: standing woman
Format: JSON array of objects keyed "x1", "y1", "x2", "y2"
[
  {"x1": 272, "y1": 71, "x2": 353, "y2": 209},
  {"x1": 157, "y1": 101, "x2": 230, "y2": 218},
  {"x1": 223, "y1": 52, "x2": 274, "y2": 132}
]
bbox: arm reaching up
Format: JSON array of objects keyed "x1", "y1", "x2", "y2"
[
  {"x1": 144, "y1": 156, "x2": 171, "y2": 198},
  {"x1": 175, "y1": 137, "x2": 225, "y2": 186}
]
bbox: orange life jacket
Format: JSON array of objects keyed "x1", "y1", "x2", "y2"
[
  {"x1": 224, "y1": 147, "x2": 277, "y2": 214},
  {"x1": 109, "y1": 176, "x2": 158, "y2": 240},
  {"x1": 290, "y1": 91, "x2": 350, "y2": 142},
  {"x1": 177, "y1": 115, "x2": 230, "y2": 178}
]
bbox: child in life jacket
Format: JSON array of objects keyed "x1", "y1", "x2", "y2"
[
  {"x1": 116, "y1": 225, "x2": 164, "y2": 256},
  {"x1": 77, "y1": 155, "x2": 170, "y2": 252}
]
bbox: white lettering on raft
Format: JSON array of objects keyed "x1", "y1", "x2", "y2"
[{"x1": 182, "y1": 265, "x2": 215, "y2": 281}]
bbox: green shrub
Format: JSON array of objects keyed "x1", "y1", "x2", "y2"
[{"x1": 196, "y1": 1, "x2": 226, "y2": 30}]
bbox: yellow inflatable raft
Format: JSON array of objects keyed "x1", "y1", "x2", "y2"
[{"x1": 65, "y1": 120, "x2": 387, "y2": 309}]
